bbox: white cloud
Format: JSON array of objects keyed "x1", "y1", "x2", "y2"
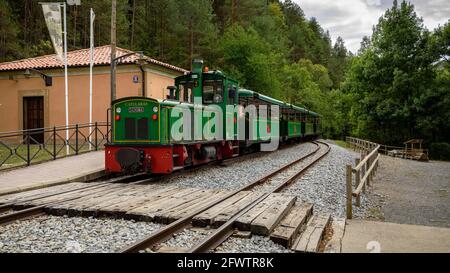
[{"x1": 293, "y1": 0, "x2": 450, "y2": 53}]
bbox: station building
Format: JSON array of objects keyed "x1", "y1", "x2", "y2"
[{"x1": 0, "y1": 45, "x2": 187, "y2": 137}]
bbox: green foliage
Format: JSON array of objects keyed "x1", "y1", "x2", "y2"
[
  {"x1": 0, "y1": 0, "x2": 21, "y2": 61},
  {"x1": 329, "y1": 37, "x2": 350, "y2": 89},
  {"x1": 429, "y1": 143, "x2": 450, "y2": 161},
  {"x1": 0, "y1": 0, "x2": 355, "y2": 139},
  {"x1": 218, "y1": 26, "x2": 283, "y2": 98},
  {"x1": 340, "y1": 0, "x2": 449, "y2": 146},
  {"x1": 280, "y1": 59, "x2": 339, "y2": 138}
]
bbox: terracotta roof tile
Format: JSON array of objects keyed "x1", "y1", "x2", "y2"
[{"x1": 0, "y1": 45, "x2": 188, "y2": 73}]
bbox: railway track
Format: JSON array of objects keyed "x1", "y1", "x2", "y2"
[
  {"x1": 0, "y1": 173, "x2": 148, "y2": 225},
  {"x1": 0, "y1": 141, "x2": 331, "y2": 253},
  {"x1": 120, "y1": 141, "x2": 330, "y2": 253},
  {"x1": 0, "y1": 142, "x2": 306, "y2": 226}
]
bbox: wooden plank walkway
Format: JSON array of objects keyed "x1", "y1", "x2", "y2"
[
  {"x1": 291, "y1": 213, "x2": 331, "y2": 253},
  {"x1": 324, "y1": 218, "x2": 346, "y2": 253},
  {"x1": 250, "y1": 195, "x2": 297, "y2": 236},
  {"x1": 270, "y1": 203, "x2": 313, "y2": 248},
  {"x1": 0, "y1": 182, "x2": 341, "y2": 253}
]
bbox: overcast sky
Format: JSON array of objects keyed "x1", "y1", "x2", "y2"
[{"x1": 293, "y1": 0, "x2": 450, "y2": 53}]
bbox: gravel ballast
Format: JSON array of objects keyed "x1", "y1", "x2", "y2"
[
  {"x1": 148, "y1": 228, "x2": 212, "y2": 252},
  {"x1": 215, "y1": 235, "x2": 292, "y2": 253},
  {"x1": 164, "y1": 142, "x2": 317, "y2": 190},
  {"x1": 281, "y1": 141, "x2": 374, "y2": 218},
  {"x1": 0, "y1": 140, "x2": 377, "y2": 253},
  {"x1": 0, "y1": 215, "x2": 162, "y2": 253}
]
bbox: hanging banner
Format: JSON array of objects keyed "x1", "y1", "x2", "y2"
[
  {"x1": 90, "y1": 8, "x2": 95, "y2": 58},
  {"x1": 41, "y1": 3, "x2": 64, "y2": 61},
  {"x1": 67, "y1": 0, "x2": 81, "y2": 5}
]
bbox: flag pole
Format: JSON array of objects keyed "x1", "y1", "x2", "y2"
[
  {"x1": 89, "y1": 8, "x2": 94, "y2": 150},
  {"x1": 63, "y1": 2, "x2": 70, "y2": 155}
]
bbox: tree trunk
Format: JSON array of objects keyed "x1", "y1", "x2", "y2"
[
  {"x1": 83, "y1": 7, "x2": 88, "y2": 48},
  {"x1": 73, "y1": 5, "x2": 78, "y2": 48},
  {"x1": 130, "y1": 0, "x2": 136, "y2": 49},
  {"x1": 231, "y1": 0, "x2": 237, "y2": 26},
  {"x1": 189, "y1": 21, "x2": 194, "y2": 70}
]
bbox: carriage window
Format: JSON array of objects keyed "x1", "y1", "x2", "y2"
[
  {"x1": 179, "y1": 82, "x2": 193, "y2": 103},
  {"x1": 228, "y1": 86, "x2": 237, "y2": 104},
  {"x1": 259, "y1": 105, "x2": 268, "y2": 119},
  {"x1": 203, "y1": 80, "x2": 223, "y2": 104}
]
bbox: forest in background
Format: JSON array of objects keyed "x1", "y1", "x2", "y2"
[{"x1": 0, "y1": 0, "x2": 448, "y2": 157}]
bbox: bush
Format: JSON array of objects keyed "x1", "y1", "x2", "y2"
[{"x1": 429, "y1": 143, "x2": 450, "y2": 161}]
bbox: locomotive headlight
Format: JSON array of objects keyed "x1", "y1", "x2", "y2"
[
  {"x1": 153, "y1": 106, "x2": 158, "y2": 113},
  {"x1": 116, "y1": 107, "x2": 121, "y2": 113}
]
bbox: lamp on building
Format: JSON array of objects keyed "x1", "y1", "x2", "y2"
[
  {"x1": 111, "y1": 50, "x2": 146, "y2": 100},
  {"x1": 135, "y1": 51, "x2": 147, "y2": 97},
  {"x1": 24, "y1": 69, "x2": 32, "y2": 78},
  {"x1": 136, "y1": 51, "x2": 146, "y2": 65},
  {"x1": 24, "y1": 68, "x2": 53, "y2": 86}
]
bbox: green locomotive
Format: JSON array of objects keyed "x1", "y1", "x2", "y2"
[{"x1": 105, "y1": 60, "x2": 321, "y2": 174}]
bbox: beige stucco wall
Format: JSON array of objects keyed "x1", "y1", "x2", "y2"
[
  {"x1": 0, "y1": 64, "x2": 181, "y2": 133},
  {"x1": 147, "y1": 71, "x2": 176, "y2": 100}
]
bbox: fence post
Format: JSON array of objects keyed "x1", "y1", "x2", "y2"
[
  {"x1": 346, "y1": 164, "x2": 353, "y2": 219},
  {"x1": 367, "y1": 156, "x2": 371, "y2": 187},
  {"x1": 356, "y1": 168, "x2": 361, "y2": 207},
  {"x1": 95, "y1": 122, "x2": 98, "y2": 151},
  {"x1": 75, "y1": 124, "x2": 79, "y2": 155},
  {"x1": 106, "y1": 109, "x2": 110, "y2": 143},
  {"x1": 361, "y1": 153, "x2": 366, "y2": 196},
  {"x1": 26, "y1": 131, "x2": 30, "y2": 166},
  {"x1": 375, "y1": 151, "x2": 379, "y2": 173},
  {"x1": 53, "y1": 127, "x2": 56, "y2": 160}
]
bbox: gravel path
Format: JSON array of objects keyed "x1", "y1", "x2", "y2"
[
  {"x1": 0, "y1": 215, "x2": 162, "y2": 253},
  {"x1": 163, "y1": 143, "x2": 317, "y2": 190},
  {"x1": 366, "y1": 156, "x2": 450, "y2": 227}
]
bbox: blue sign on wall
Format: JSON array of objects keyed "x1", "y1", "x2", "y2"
[{"x1": 133, "y1": 75, "x2": 139, "y2": 83}]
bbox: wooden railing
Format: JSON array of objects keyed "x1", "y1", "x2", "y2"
[
  {"x1": 379, "y1": 144, "x2": 428, "y2": 160},
  {"x1": 345, "y1": 137, "x2": 380, "y2": 219}
]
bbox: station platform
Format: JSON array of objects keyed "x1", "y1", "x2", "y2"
[
  {"x1": 0, "y1": 151, "x2": 104, "y2": 196},
  {"x1": 341, "y1": 220, "x2": 450, "y2": 253}
]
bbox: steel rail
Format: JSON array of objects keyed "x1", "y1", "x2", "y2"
[
  {"x1": 187, "y1": 141, "x2": 331, "y2": 253},
  {"x1": 119, "y1": 142, "x2": 322, "y2": 253},
  {"x1": 0, "y1": 173, "x2": 150, "y2": 223},
  {"x1": 0, "y1": 184, "x2": 121, "y2": 225},
  {"x1": 0, "y1": 143, "x2": 302, "y2": 223},
  {"x1": 0, "y1": 173, "x2": 148, "y2": 213}
]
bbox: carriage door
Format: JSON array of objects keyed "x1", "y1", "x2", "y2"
[{"x1": 23, "y1": 96, "x2": 44, "y2": 143}]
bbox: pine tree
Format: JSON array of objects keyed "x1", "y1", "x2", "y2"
[
  {"x1": 329, "y1": 37, "x2": 350, "y2": 89},
  {"x1": 0, "y1": 0, "x2": 21, "y2": 61}
]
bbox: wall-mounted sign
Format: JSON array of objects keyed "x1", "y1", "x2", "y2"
[{"x1": 133, "y1": 75, "x2": 139, "y2": 83}]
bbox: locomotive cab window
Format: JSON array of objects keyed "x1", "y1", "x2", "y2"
[
  {"x1": 179, "y1": 82, "x2": 193, "y2": 103},
  {"x1": 203, "y1": 80, "x2": 223, "y2": 104}
]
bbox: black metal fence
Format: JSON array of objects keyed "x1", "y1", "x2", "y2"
[{"x1": 0, "y1": 122, "x2": 111, "y2": 170}]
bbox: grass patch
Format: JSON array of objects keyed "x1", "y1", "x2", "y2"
[
  {"x1": 333, "y1": 140, "x2": 349, "y2": 148},
  {"x1": 368, "y1": 207, "x2": 385, "y2": 220},
  {"x1": 0, "y1": 144, "x2": 103, "y2": 170}
]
